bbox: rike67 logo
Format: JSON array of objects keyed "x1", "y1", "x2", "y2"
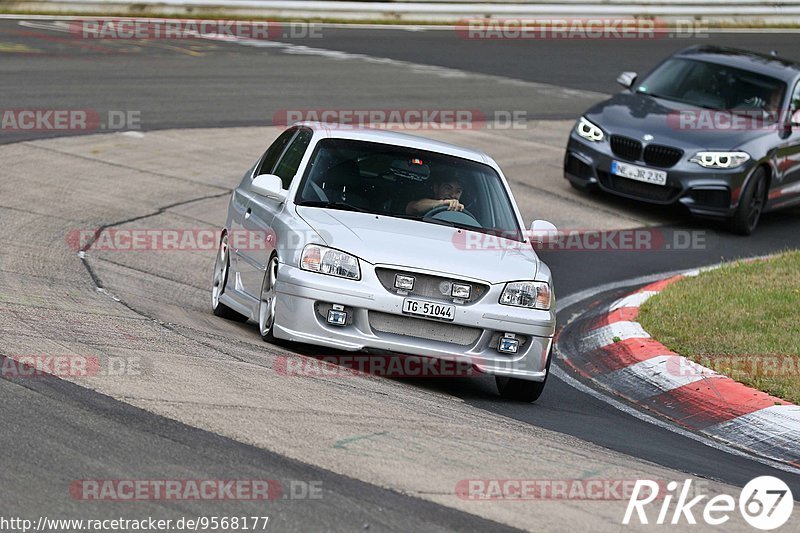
[{"x1": 623, "y1": 476, "x2": 794, "y2": 530}]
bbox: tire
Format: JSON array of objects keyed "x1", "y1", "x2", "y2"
[
  {"x1": 258, "y1": 255, "x2": 280, "y2": 342},
  {"x1": 729, "y1": 167, "x2": 767, "y2": 236},
  {"x1": 495, "y1": 348, "x2": 551, "y2": 403},
  {"x1": 211, "y1": 233, "x2": 248, "y2": 322}
]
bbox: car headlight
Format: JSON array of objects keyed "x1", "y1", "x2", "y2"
[
  {"x1": 689, "y1": 151, "x2": 750, "y2": 169},
  {"x1": 499, "y1": 281, "x2": 551, "y2": 310},
  {"x1": 576, "y1": 117, "x2": 605, "y2": 142},
  {"x1": 300, "y1": 244, "x2": 361, "y2": 280}
]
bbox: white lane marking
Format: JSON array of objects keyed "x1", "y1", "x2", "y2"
[
  {"x1": 194, "y1": 33, "x2": 605, "y2": 98},
  {"x1": 609, "y1": 290, "x2": 656, "y2": 311},
  {"x1": 550, "y1": 364, "x2": 800, "y2": 475}
]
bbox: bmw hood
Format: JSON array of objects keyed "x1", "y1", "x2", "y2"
[
  {"x1": 296, "y1": 207, "x2": 540, "y2": 285},
  {"x1": 584, "y1": 92, "x2": 775, "y2": 149}
]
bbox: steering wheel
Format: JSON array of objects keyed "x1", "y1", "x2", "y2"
[{"x1": 424, "y1": 204, "x2": 479, "y2": 222}]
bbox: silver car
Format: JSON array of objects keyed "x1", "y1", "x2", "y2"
[{"x1": 211, "y1": 123, "x2": 557, "y2": 401}]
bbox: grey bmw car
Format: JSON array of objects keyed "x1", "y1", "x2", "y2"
[
  {"x1": 211, "y1": 123, "x2": 557, "y2": 401},
  {"x1": 565, "y1": 45, "x2": 800, "y2": 234}
]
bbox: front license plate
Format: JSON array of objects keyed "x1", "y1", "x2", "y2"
[
  {"x1": 402, "y1": 299, "x2": 455, "y2": 321},
  {"x1": 611, "y1": 160, "x2": 667, "y2": 186}
]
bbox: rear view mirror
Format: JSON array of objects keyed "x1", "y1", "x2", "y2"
[
  {"x1": 616, "y1": 71, "x2": 637, "y2": 89},
  {"x1": 252, "y1": 174, "x2": 286, "y2": 201}
]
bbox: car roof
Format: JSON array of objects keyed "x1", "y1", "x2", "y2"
[
  {"x1": 292, "y1": 121, "x2": 492, "y2": 165},
  {"x1": 674, "y1": 45, "x2": 800, "y2": 83}
]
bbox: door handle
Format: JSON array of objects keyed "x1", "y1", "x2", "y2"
[{"x1": 244, "y1": 207, "x2": 252, "y2": 219}]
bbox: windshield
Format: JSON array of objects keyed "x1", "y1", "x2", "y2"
[
  {"x1": 295, "y1": 138, "x2": 524, "y2": 240},
  {"x1": 635, "y1": 58, "x2": 786, "y2": 120}
]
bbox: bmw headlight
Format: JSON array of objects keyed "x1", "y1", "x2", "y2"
[
  {"x1": 576, "y1": 117, "x2": 605, "y2": 142},
  {"x1": 689, "y1": 151, "x2": 750, "y2": 169},
  {"x1": 499, "y1": 281, "x2": 551, "y2": 310},
  {"x1": 300, "y1": 244, "x2": 361, "y2": 280}
]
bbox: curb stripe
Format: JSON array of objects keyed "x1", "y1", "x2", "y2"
[
  {"x1": 610, "y1": 291, "x2": 656, "y2": 310},
  {"x1": 705, "y1": 405, "x2": 800, "y2": 464},
  {"x1": 557, "y1": 266, "x2": 800, "y2": 468},
  {"x1": 583, "y1": 321, "x2": 649, "y2": 347},
  {"x1": 638, "y1": 377, "x2": 788, "y2": 430},
  {"x1": 597, "y1": 355, "x2": 724, "y2": 403},
  {"x1": 581, "y1": 338, "x2": 677, "y2": 376}
]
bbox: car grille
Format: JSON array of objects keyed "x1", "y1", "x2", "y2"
[
  {"x1": 610, "y1": 135, "x2": 642, "y2": 161},
  {"x1": 368, "y1": 311, "x2": 481, "y2": 346},
  {"x1": 643, "y1": 144, "x2": 683, "y2": 168},
  {"x1": 610, "y1": 136, "x2": 683, "y2": 169},
  {"x1": 375, "y1": 268, "x2": 488, "y2": 304},
  {"x1": 598, "y1": 171, "x2": 680, "y2": 203}
]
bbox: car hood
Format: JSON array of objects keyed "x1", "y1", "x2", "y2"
[
  {"x1": 584, "y1": 92, "x2": 774, "y2": 149},
  {"x1": 296, "y1": 207, "x2": 539, "y2": 284}
]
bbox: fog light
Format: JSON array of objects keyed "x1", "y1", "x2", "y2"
[
  {"x1": 394, "y1": 274, "x2": 415, "y2": 291},
  {"x1": 451, "y1": 283, "x2": 471, "y2": 299},
  {"x1": 498, "y1": 334, "x2": 519, "y2": 354},
  {"x1": 327, "y1": 304, "x2": 347, "y2": 326}
]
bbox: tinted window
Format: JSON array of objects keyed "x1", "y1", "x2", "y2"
[
  {"x1": 635, "y1": 58, "x2": 786, "y2": 118},
  {"x1": 273, "y1": 129, "x2": 313, "y2": 189},
  {"x1": 255, "y1": 128, "x2": 296, "y2": 177}
]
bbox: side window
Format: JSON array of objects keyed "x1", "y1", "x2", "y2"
[
  {"x1": 792, "y1": 82, "x2": 800, "y2": 112},
  {"x1": 255, "y1": 128, "x2": 296, "y2": 177},
  {"x1": 273, "y1": 129, "x2": 313, "y2": 189}
]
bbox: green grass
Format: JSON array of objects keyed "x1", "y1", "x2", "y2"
[{"x1": 638, "y1": 251, "x2": 800, "y2": 404}]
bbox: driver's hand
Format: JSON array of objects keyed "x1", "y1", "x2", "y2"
[{"x1": 439, "y1": 199, "x2": 464, "y2": 211}]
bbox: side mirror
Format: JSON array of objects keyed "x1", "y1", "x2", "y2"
[
  {"x1": 529, "y1": 219, "x2": 558, "y2": 246},
  {"x1": 792, "y1": 109, "x2": 800, "y2": 127},
  {"x1": 252, "y1": 174, "x2": 286, "y2": 201},
  {"x1": 616, "y1": 71, "x2": 637, "y2": 89}
]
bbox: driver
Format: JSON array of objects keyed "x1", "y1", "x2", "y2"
[{"x1": 406, "y1": 175, "x2": 465, "y2": 216}]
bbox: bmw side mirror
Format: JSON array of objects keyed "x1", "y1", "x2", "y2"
[
  {"x1": 529, "y1": 219, "x2": 558, "y2": 245},
  {"x1": 616, "y1": 71, "x2": 637, "y2": 89},
  {"x1": 252, "y1": 174, "x2": 286, "y2": 201}
]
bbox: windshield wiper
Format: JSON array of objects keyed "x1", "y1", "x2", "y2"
[{"x1": 298, "y1": 200, "x2": 368, "y2": 213}]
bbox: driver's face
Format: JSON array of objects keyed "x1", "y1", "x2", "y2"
[{"x1": 434, "y1": 181, "x2": 463, "y2": 200}]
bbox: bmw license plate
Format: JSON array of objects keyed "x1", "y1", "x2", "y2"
[
  {"x1": 402, "y1": 298, "x2": 455, "y2": 321},
  {"x1": 611, "y1": 160, "x2": 667, "y2": 186}
]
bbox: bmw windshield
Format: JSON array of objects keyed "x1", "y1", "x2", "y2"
[
  {"x1": 635, "y1": 58, "x2": 786, "y2": 121},
  {"x1": 295, "y1": 138, "x2": 525, "y2": 241}
]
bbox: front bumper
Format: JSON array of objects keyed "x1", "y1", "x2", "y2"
[
  {"x1": 564, "y1": 132, "x2": 755, "y2": 218},
  {"x1": 272, "y1": 263, "x2": 555, "y2": 381}
]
